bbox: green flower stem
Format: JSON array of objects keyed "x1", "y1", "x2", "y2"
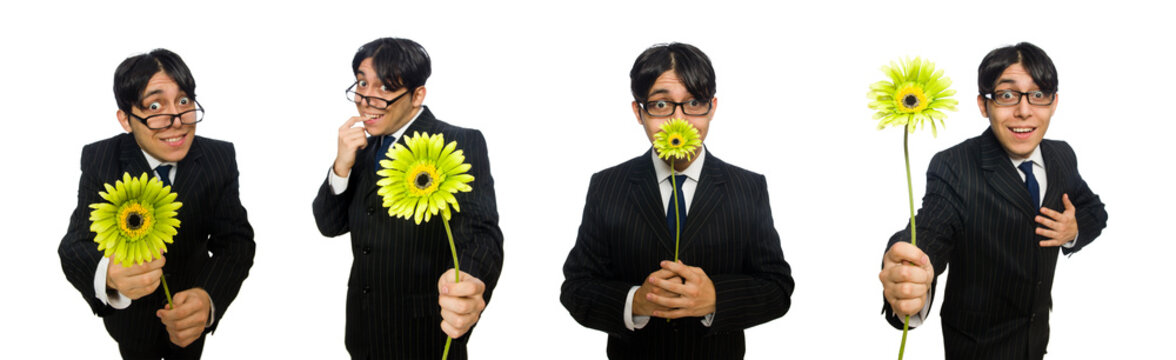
[
  {"x1": 442, "y1": 218, "x2": 459, "y2": 360},
  {"x1": 672, "y1": 161, "x2": 681, "y2": 262},
  {"x1": 898, "y1": 129, "x2": 917, "y2": 360},
  {"x1": 161, "y1": 274, "x2": 174, "y2": 309}
]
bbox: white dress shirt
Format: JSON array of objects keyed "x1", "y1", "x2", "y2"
[
  {"x1": 329, "y1": 108, "x2": 424, "y2": 194},
  {"x1": 624, "y1": 147, "x2": 715, "y2": 330}
]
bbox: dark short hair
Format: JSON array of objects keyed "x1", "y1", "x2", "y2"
[
  {"x1": 352, "y1": 37, "x2": 431, "y2": 92},
  {"x1": 630, "y1": 42, "x2": 716, "y2": 103},
  {"x1": 977, "y1": 42, "x2": 1057, "y2": 96},
  {"x1": 113, "y1": 49, "x2": 196, "y2": 114}
]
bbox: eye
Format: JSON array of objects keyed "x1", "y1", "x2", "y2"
[
  {"x1": 998, "y1": 91, "x2": 1016, "y2": 100},
  {"x1": 687, "y1": 99, "x2": 701, "y2": 107},
  {"x1": 358, "y1": 80, "x2": 368, "y2": 87},
  {"x1": 148, "y1": 102, "x2": 162, "y2": 111},
  {"x1": 1030, "y1": 92, "x2": 1045, "y2": 99},
  {"x1": 178, "y1": 97, "x2": 190, "y2": 105},
  {"x1": 652, "y1": 101, "x2": 669, "y2": 109}
]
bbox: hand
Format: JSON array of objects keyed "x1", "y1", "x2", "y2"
[
  {"x1": 106, "y1": 255, "x2": 165, "y2": 300},
  {"x1": 1036, "y1": 193, "x2": 1079, "y2": 247},
  {"x1": 156, "y1": 288, "x2": 211, "y2": 348},
  {"x1": 880, "y1": 242, "x2": 934, "y2": 316},
  {"x1": 333, "y1": 116, "x2": 369, "y2": 177},
  {"x1": 644, "y1": 261, "x2": 716, "y2": 319},
  {"x1": 437, "y1": 269, "x2": 486, "y2": 339},
  {"x1": 631, "y1": 268, "x2": 680, "y2": 317}
]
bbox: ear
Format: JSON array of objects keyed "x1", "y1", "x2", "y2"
[
  {"x1": 410, "y1": 86, "x2": 427, "y2": 107},
  {"x1": 1050, "y1": 92, "x2": 1060, "y2": 111},
  {"x1": 709, "y1": 97, "x2": 719, "y2": 119},
  {"x1": 976, "y1": 95, "x2": 989, "y2": 118},
  {"x1": 632, "y1": 101, "x2": 644, "y2": 125},
  {"x1": 117, "y1": 110, "x2": 133, "y2": 133}
]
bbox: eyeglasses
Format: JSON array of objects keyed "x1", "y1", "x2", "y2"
[
  {"x1": 129, "y1": 101, "x2": 204, "y2": 130},
  {"x1": 984, "y1": 90, "x2": 1055, "y2": 106},
  {"x1": 346, "y1": 82, "x2": 410, "y2": 110},
  {"x1": 639, "y1": 99, "x2": 712, "y2": 117}
]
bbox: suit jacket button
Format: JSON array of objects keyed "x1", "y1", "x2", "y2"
[
  {"x1": 1030, "y1": 313, "x2": 1037, "y2": 322},
  {"x1": 367, "y1": 207, "x2": 374, "y2": 215},
  {"x1": 362, "y1": 247, "x2": 371, "y2": 255},
  {"x1": 362, "y1": 286, "x2": 371, "y2": 295}
]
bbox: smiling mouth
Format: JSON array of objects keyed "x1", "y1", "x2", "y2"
[
  {"x1": 1010, "y1": 127, "x2": 1034, "y2": 134},
  {"x1": 363, "y1": 113, "x2": 383, "y2": 123},
  {"x1": 160, "y1": 134, "x2": 185, "y2": 145}
]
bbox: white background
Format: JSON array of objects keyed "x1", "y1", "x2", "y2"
[{"x1": 2, "y1": 1, "x2": 1173, "y2": 359}]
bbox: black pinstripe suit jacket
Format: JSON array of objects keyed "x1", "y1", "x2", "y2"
[
  {"x1": 882, "y1": 128, "x2": 1108, "y2": 359},
  {"x1": 59, "y1": 133, "x2": 256, "y2": 350},
  {"x1": 561, "y1": 149, "x2": 794, "y2": 360},
  {"x1": 312, "y1": 107, "x2": 503, "y2": 360}
]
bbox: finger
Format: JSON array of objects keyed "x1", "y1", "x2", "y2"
[
  {"x1": 1063, "y1": 193, "x2": 1074, "y2": 213},
  {"x1": 646, "y1": 291, "x2": 690, "y2": 309},
  {"x1": 441, "y1": 277, "x2": 485, "y2": 298},
  {"x1": 1034, "y1": 215, "x2": 1058, "y2": 229},
  {"x1": 172, "y1": 327, "x2": 203, "y2": 347},
  {"x1": 438, "y1": 296, "x2": 481, "y2": 315},
  {"x1": 441, "y1": 308, "x2": 479, "y2": 330},
  {"x1": 883, "y1": 263, "x2": 932, "y2": 284},
  {"x1": 1037, "y1": 207, "x2": 1062, "y2": 221},
  {"x1": 648, "y1": 275, "x2": 690, "y2": 295},
  {"x1": 1039, "y1": 239, "x2": 1068, "y2": 247},
  {"x1": 885, "y1": 242, "x2": 928, "y2": 266},
  {"x1": 892, "y1": 298, "x2": 925, "y2": 316},
  {"x1": 341, "y1": 116, "x2": 364, "y2": 130},
  {"x1": 659, "y1": 260, "x2": 693, "y2": 279},
  {"x1": 647, "y1": 268, "x2": 678, "y2": 281},
  {"x1": 652, "y1": 308, "x2": 692, "y2": 319},
  {"x1": 440, "y1": 319, "x2": 464, "y2": 339},
  {"x1": 437, "y1": 269, "x2": 456, "y2": 289}
]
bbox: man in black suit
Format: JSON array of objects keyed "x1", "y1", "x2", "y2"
[
  {"x1": 59, "y1": 49, "x2": 256, "y2": 359},
  {"x1": 561, "y1": 43, "x2": 794, "y2": 359},
  {"x1": 312, "y1": 37, "x2": 503, "y2": 359},
  {"x1": 879, "y1": 42, "x2": 1108, "y2": 359}
]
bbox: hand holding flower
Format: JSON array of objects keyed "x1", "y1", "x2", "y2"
[
  {"x1": 156, "y1": 287, "x2": 211, "y2": 348},
  {"x1": 645, "y1": 261, "x2": 716, "y2": 319},
  {"x1": 880, "y1": 242, "x2": 933, "y2": 316},
  {"x1": 437, "y1": 269, "x2": 486, "y2": 339},
  {"x1": 105, "y1": 255, "x2": 165, "y2": 300}
]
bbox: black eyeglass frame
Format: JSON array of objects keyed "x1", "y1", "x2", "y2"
[
  {"x1": 346, "y1": 82, "x2": 412, "y2": 110},
  {"x1": 638, "y1": 99, "x2": 713, "y2": 118},
  {"x1": 983, "y1": 90, "x2": 1056, "y2": 106},
  {"x1": 127, "y1": 100, "x2": 205, "y2": 130}
]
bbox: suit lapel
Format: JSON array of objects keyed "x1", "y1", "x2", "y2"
[
  {"x1": 1039, "y1": 141, "x2": 1063, "y2": 211},
  {"x1": 174, "y1": 137, "x2": 205, "y2": 204},
  {"x1": 117, "y1": 134, "x2": 152, "y2": 178},
  {"x1": 629, "y1": 150, "x2": 675, "y2": 255},
  {"x1": 978, "y1": 128, "x2": 1037, "y2": 217},
  {"x1": 679, "y1": 151, "x2": 726, "y2": 255}
]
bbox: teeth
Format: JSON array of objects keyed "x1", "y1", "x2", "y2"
[
  {"x1": 365, "y1": 114, "x2": 381, "y2": 119},
  {"x1": 1011, "y1": 128, "x2": 1033, "y2": 133},
  {"x1": 162, "y1": 136, "x2": 182, "y2": 142}
]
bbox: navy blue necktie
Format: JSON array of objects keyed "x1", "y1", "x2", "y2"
[
  {"x1": 374, "y1": 135, "x2": 396, "y2": 172},
  {"x1": 1018, "y1": 161, "x2": 1039, "y2": 210},
  {"x1": 155, "y1": 165, "x2": 173, "y2": 187},
  {"x1": 666, "y1": 174, "x2": 687, "y2": 234}
]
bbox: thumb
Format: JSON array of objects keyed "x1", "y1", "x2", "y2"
[
  {"x1": 1063, "y1": 193, "x2": 1075, "y2": 213},
  {"x1": 172, "y1": 290, "x2": 190, "y2": 305}
]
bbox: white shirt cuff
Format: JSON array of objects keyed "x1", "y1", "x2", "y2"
[
  {"x1": 701, "y1": 313, "x2": 714, "y2": 327},
  {"x1": 94, "y1": 257, "x2": 131, "y2": 309},
  {"x1": 624, "y1": 286, "x2": 650, "y2": 330},
  {"x1": 328, "y1": 166, "x2": 350, "y2": 195},
  {"x1": 207, "y1": 299, "x2": 216, "y2": 328},
  {"x1": 1062, "y1": 231, "x2": 1078, "y2": 248}
]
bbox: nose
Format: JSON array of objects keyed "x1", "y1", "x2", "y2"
[{"x1": 1013, "y1": 95, "x2": 1033, "y2": 119}]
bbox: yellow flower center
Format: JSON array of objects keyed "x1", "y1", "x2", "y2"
[
  {"x1": 117, "y1": 202, "x2": 154, "y2": 239},
  {"x1": 668, "y1": 133, "x2": 685, "y2": 148},
  {"x1": 895, "y1": 84, "x2": 929, "y2": 113},
  {"x1": 406, "y1": 163, "x2": 441, "y2": 196}
]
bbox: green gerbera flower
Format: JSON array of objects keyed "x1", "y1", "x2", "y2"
[
  {"x1": 376, "y1": 131, "x2": 474, "y2": 225},
  {"x1": 653, "y1": 118, "x2": 703, "y2": 161},
  {"x1": 868, "y1": 57, "x2": 958, "y2": 136},
  {"x1": 89, "y1": 172, "x2": 182, "y2": 267}
]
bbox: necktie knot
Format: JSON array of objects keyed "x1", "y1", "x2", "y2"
[{"x1": 155, "y1": 165, "x2": 173, "y2": 187}]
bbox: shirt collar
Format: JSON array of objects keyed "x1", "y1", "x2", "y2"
[
  {"x1": 140, "y1": 149, "x2": 175, "y2": 170},
  {"x1": 652, "y1": 146, "x2": 706, "y2": 183},
  {"x1": 1009, "y1": 145, "x2": 1044, "y2": 169}
]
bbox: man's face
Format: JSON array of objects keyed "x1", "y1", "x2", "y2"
[
  {"x1": 354, "y1": 57, "x2": 425, "y2": 137},
  {"x1": 977, "y1": 63, "x2": 1058, "y2": 160},
  {"x1": 117, "y1": 71, "x2": 196, "y2": 163},
  {"x1": 632, "y1": 70, "x2": 716, "y2": 154}
]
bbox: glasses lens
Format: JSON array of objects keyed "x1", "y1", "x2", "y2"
[
  {"x1": 145, "y1": 114, "x2": 174, "y2": 129},
  {"x1": 368, "y1": 97, "x2": 390, "y2": 109},
  {"x1": 346, "y1": 90, "x2": 360, "y2": 103},
  {"x1": 683, "y1": 100, "x2": 711, "y2": 116},
  {"x1": 644, "y1": 101, "x2": 672, "y2": 116},
  {"x1": 993, "y1": 90, "x2": 1019, "y2": 106},
  {"x1": 180, "y1": 109, "x2": 204, "y2": 124},
  {"x1": 1027, "y1": 92, "x2": 1053, "y2": 105}
]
